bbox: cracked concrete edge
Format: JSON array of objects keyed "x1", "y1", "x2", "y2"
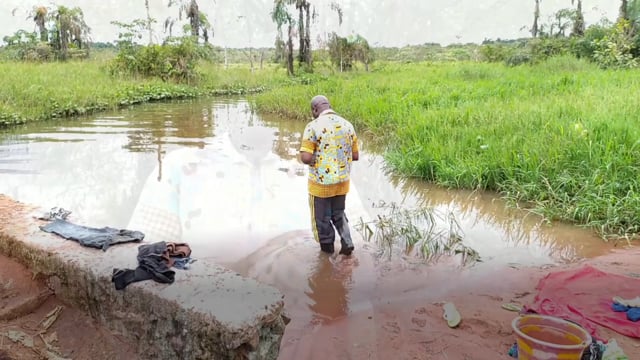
[{"x1": 0, "y1": 196, "x2": 289, "y2": 360}]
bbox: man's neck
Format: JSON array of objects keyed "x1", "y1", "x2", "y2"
[{"x1": 318, "y1": 108, "x2": 336, "y2": 117}]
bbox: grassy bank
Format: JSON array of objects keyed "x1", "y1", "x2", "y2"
[
  {"x1": 0, "y1": 60, "x2": 289, "y2": 127},
  {"x1": 254, "y1": 57, "x2": 640, "y2": 239}
]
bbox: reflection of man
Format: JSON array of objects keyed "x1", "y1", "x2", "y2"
[
  {"x1": 306, "y1": 252, "x2": 349, "y2": 323},
  {"x1": 126, "y1": 131, "x2": 303, "y2": 262},
  {"x1": 299, "y1": 95, "x2": 359, "y2": 256}
]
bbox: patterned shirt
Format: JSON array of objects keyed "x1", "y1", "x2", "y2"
[{"x1": 300, "y1": 109, "x2": 359, "y2": 198}]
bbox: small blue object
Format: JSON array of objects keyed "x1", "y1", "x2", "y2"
[
  {"x1": 611, "y1": 302, "x2": 640, "y2": 322},
  {"x1": 612, "y1": 302, "x2": 629, "y2": 312},
  {"x1": 172, "y1": 257, "x2": 196, "y2": 270},
  {"x1": 627, "y1": 308, "x2": 640, "y2": 322},
  {"x1": 508, "y1": 342, "x2": 518, "y2": 358}
]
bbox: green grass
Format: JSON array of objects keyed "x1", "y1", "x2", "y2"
[
  {"x1": 253, "y1": 56, "x2": 640, "y2": 239},
  {"x1": 0, "y1": 59, "x2": 289, "y2": 127},
  {"x1": 355, "y1": 201, "x2": 480, "y2": 266}
]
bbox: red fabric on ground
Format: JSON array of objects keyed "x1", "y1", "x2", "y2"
[{"x1": 524, "y1": 265, "x2": 640, "y2": 341}]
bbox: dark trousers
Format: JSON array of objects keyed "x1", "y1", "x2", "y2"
[{"x1": 308, "y1": 194, "x2": 354, "y2": 249}]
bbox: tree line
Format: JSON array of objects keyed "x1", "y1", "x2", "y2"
[{"x1": 2, "y1": 0, "x2": 639, "y2": 76}]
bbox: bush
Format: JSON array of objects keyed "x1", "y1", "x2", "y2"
[
  {"x1": 505, "y1": 52, "x2": 532, "y2": 66},
  {"x1": 528, "y1": 37, "x2": 572, "y2": 63},
  {"x1": 592, "y1": 20, "x2": 638, "y2": 69},
  {"x1": 572, "y1": 24, "x2": 611, "y2": 59},
  {"x1": 479, "y1": 44, "x2": 514, "y2": 63},
  {"x1": 108, "y1": 37, "x2": 206, "y2": 83}
]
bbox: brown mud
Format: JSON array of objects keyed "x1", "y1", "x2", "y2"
[
  {"x1": 228, "y1": 231, "x2": 640, "y2": 360},
  {"x1": 0, "y1": 252, "x2": 137, "y2": 360}
]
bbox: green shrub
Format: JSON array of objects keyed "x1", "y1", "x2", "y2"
[
  {"x1": 592, "y1": 20, "x2": 638, "y2": 69},
  {"x1": 108, "y1": 37, "x2": 206, "y2": 83}
]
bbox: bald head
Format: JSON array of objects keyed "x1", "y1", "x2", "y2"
[{"x1": 311, "y1": 95, "x2": 331, "y2": 119}]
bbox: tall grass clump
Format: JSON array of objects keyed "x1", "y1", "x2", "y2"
[{"x1": 254, "y1": 59, "x2": 640, "y2": 239}]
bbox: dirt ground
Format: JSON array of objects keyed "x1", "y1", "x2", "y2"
[{"x1": 0, "y1": 253, "x2": 137, "y2": 360}]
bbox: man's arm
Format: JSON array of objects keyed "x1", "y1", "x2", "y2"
[
  {"x1": 299, "y1": 124, "x2": 317, "y2": 165},
  {"x1": 352, "y1": 133, "x2": 359, "y2": 161}
]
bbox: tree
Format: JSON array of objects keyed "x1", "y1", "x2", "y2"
[
  {"x1": 166, "y1": 0, "x2": 212, "y2": 44},
  {"x1": 50, "y1": 5, "x2": 91, "y2": 60},
  {"x1": 199, "y1": 12, "x2": 213, "y2": 43},
  {"x1": 291, "y1": 0, "x2": 312, "y2": 67},
  {"x1": 31, "y1": 6, "x2": 48, "y2": 42},
  {"x1": 571, "y1": 0, "x2": 585, "y2": 36},
  {"x1": 327, "y1": 33, "x2": 374, "y2": 72},
  {"x1": 552, "y1": 8, "x2": 578, "y2": 37},
  {"x1": 532, "y1": 0, "x2": 541, "y2": 38},
  {"x1": 619, "y1": 0, "x2": 640, "y2": 32},
  {"x1": 272, "y1": 0, "x2": 295, "y2": 76},
  {"x1": 145, "y1": 0, "x2": 153, "y2": 44},
  {"x1": 620, "y1": 0, "x2": 630, "y2": 22}
]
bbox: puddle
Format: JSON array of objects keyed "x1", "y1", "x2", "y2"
[{"x1": 0, "y1": 97, "x2": 621, "y2": 358}]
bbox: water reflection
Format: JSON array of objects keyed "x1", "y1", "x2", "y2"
[
  {"x1": 307, "y1": 253, "x2": 351, "y2": 324},
  {"x1": 393, "y1": 174, "x2": 609, "y2": 263},
  {"x1": 349, "y1": 151, "x2": 615, "y2": 265},
  {"x1": 0, "y1": 97, "x2": 615, "y2": 267}
]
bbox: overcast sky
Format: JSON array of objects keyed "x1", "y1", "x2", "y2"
[{"x1": 1, "y1": 0, "x2": 619, "y2": 48}]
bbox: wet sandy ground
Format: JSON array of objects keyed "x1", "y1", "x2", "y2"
[
  {"x1": 228, "y1": 233, "x2": 640, "y2": 360},
  {"x1": 0, "y1": 253, "x2": 138, "y2": 360}
]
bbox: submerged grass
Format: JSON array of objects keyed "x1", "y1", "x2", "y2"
[
  {"x1": 0, "y1": 60, "x2": 289, "y2": 127},
  {"x1": 355, "y1": 201, "x2": 480, "y2": 266},
  {"x1": 254, "y1": 57, "x2": 640, "y2": 239}
]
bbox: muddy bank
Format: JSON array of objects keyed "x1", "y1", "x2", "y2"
[
  {"x1": 0, "y1": 195, "x2": 288, "y2": 360},
  {"x1": 0, "y1": 252, "x2": 137, "y2": 360},
  {"x1": 227, "y1": 230, "x2": 640, "y2": 359}
]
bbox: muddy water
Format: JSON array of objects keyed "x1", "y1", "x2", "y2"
[{"x1": 0, "y1": 97, "x2": 618, "y2": 358}]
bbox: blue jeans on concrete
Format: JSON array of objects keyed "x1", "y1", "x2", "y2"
[{"x1": 40, "y1": 219, "x2": 144, "y2": 251}]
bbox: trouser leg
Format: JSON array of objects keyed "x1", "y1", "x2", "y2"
[
  {"x1": 309, "y1": 194, "x2": 335, "y2": 253},
  {"x1": 330, "y1": 195, "x2": 355, "y2": 254}
]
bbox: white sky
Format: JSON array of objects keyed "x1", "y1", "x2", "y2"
[{"x1": 1, "y1": 0, "x2": 619, "y2": 48}]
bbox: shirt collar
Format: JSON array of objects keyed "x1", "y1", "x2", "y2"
[{"x1": 319, "y1": 109, "x2": 336, "y2": 117}]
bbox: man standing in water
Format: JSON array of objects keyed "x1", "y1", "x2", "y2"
[{"x1": 299, "y1": 95, "x2": 359, "y2": 256}]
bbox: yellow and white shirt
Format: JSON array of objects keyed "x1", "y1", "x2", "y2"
[{"x1": 300, "y1": 109, "x2": 359, "y2": 198}]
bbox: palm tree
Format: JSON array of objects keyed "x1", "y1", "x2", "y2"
[
  {"x1": 167, "y1": 0, "x2": 199, "y2": 39},
  {"x1": 32, "y1": 6, "x2": 48, "y2": 42},
  {"x1": 620, "y1": 0, "x2": 630, "y2": 22},
  {"x1": 50, "y1": 5, "x2": 91, "y2": 60},
  {"x1": 294, "y1": 0, "x2": 312, "y2": 66},
  {"x1": 272, "y1": 0, "x2": 295, "y2": 75},
  {"x1": 624, "y1": 0, "x2": 640, "y2": 28},
  {"x1": 166, "y1": 0, "x2": 212, "y2": 44},
  {"x1": 571, "y1": 0, "x2": 585, "y2": 36},
  {"x1": 199, "y1": 12, "x2": 213, "y2": 43},
  {"x1": 532, "y1": 0, "x2": 541, "y2": 38},
  {"x1": 145, "y1": 0, "x2": 153, "y2": 44}
]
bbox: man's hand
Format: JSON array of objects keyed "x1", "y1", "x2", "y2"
[{"x1": 300, "y1": 152, "x2": 315, "y2": 166}]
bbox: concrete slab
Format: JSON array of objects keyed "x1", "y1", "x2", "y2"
[{"x1": 0, "y1": 195, "x2": 288, "y2": 360}]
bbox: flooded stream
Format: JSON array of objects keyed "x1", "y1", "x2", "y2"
[{"x1": 0, "y1": 97, "x2": 619, "y2": 358}]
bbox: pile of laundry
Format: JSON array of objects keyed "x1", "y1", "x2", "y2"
[
  {"x1": 111, "y1": 241, "x2": 195, "y2": 290},
  {"x1": 34, "y1": 207, "x2": 197, "y2": 290},
  {"x1": 36, "y1": 207, "x2": 145, "y2": 251}
]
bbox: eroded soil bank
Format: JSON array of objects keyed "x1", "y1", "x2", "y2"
[{"x1": 0, "y1": 253, "x2": 137, "y2": 360}]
